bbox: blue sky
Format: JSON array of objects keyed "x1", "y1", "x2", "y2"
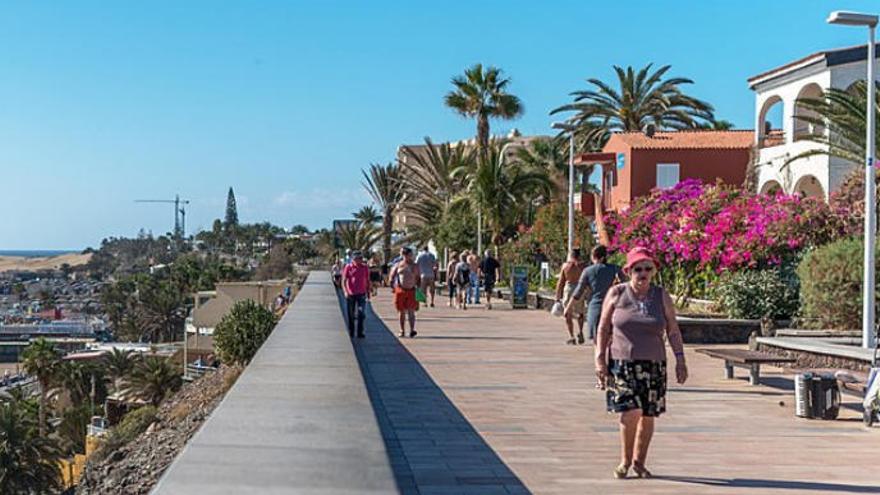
[{"x1": 1, "y1": 0, "x2": 877, "y2": 250}]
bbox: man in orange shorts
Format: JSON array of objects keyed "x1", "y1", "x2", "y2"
[{"x1": 388, "y1": 247, "x2": 421, "y2": 338}]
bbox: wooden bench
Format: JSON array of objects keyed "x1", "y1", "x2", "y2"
[{"x1": 696, "y1": 348, "x2": 796, "y2": 385}]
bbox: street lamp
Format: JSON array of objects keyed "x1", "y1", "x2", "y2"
[
  {"x1": 828, "y1": 10, "x2": 878, "y2": 349},
  {"x1": 552, "y1": 121, "x2": 577, "y2": 256}
]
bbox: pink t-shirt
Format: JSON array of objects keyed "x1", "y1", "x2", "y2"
[{"x1": 342, "y1": 262, "x2": 370, "y2": 296}]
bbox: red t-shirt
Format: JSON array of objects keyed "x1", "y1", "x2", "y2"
[{"x1": 342, "y1": 262, "x2": 370, "y2": 296}]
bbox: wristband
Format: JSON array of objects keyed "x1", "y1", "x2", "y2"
[{"x1": 674, "y1": 351, "x2": 685, "y2": 359}]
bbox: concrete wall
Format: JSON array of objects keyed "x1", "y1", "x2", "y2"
[{"x1": 152, "y1": 272, "x2": 396, "y2": 494}]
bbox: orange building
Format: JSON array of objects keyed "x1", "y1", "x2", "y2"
[{"x1": 574, "y1": 129, "x2": 753, "y2": 214}]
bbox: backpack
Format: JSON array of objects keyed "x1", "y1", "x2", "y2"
[{"x1": 456, "y1": 263, "x2": 470, "y2": 285}]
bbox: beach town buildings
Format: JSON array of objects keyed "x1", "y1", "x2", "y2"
[
  {"x1": 749, "y1": 43, "x2": 880, "y2": 200},
  {"x1": 573, "y1": 129, "x2": 753, "y2": 214}
]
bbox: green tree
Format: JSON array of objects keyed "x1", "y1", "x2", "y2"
[
  {"x1": 21, "y1": 338, "x2": 60, "y2": 437},
  {"x1": 286, "y1": 238, "x2": 318, "y2": 265},
  {"x1": 57, "y1": 404, "x2": 98, "y2": 456},
  {"x1": 361, "y1": 162, "x2": 404, "y2": 264},
  {"x1": 102, "y1": 348, "x2": 137, "y2": 394},
  {"x1": 214, "y1": 300, "x2": 278, "y2": 365},
  {"x1": 513, "y1": 137, "x2": 571, "y2": 202},
  {"x1": 454, "y1": 143, "x2": 553, "y2": 246},
  {"x1": 122, "y1": 356, "x2": 182, "y2": 407},
  {"x1": 336, "y1": 221, "x2": 381, "y2": 254},
  {"x1": 137, "y1": 278, "x2": 186, "y2": 343},
  {"x1": 0, "y1": 400, "x2": 62, "y2": 494},
  {"x1": 289, "y1": 224, "x2": 310, "y2": 235},
  {"x1": 552, "y1": 64, "x2": 715, "y2": 148},
  {"x1": 255, "y1": 244, "x2": 296, "y2": 280},
  {"x1": 353, "y1": 205, "x2": 381, "y2": 226},
  {"x1": 444, "y1": 64, "x2": 523, "y2": 155},
  {"x1": 225, "y1": 187, "x2": 239, "y2": 230}
]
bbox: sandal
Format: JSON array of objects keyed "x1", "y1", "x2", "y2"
[
  {"x1": 632, "y1": 461, "x2": 652, "y2": 478},
  {"x1": 613, "y1": 463, "x2": 629, "y2": 479},
  {"x1": 399, "y1": 330, "x2": 406, "y2": 338}
]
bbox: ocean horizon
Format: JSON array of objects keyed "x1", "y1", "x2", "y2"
[{"x1": 0, "y1": 250, "x2": 80, "y2": 258}]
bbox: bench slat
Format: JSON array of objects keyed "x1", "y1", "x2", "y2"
[{"x1": 696, "y1": 348, "x2": 797, "y2": 364}]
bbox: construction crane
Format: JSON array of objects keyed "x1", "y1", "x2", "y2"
[{"x1": 135, "y1": 195, "x2": 191, "y2": 239}]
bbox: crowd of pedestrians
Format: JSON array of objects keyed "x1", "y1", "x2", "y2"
[{"x1": 336, "y1": 242, "x2": 688, "y2": 480}]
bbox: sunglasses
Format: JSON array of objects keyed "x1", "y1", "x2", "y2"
[{"x1": 633, "y1": 266, "x2": 655, "y2": 274}]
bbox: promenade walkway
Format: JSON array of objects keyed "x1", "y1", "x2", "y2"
[{"x1": 364, "y1": 288, "x2": 880, "y2": 495}]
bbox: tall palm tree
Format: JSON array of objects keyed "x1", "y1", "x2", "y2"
[
  {"x1": 0, "y1": 400, "x2": 62, "y2": 494},
  {"x1": 336, "y1": 221, "x2": 381, "y2": 254},
  {"x1": 353, "y1": 205, "x2": 381, "y2": 226},
  {"x1": 399, "y1": 137, "x2": 475, "y2": 244},
  {"x1": 21, "y1": 338, "x2": 60, "y2": 437},
  {"x1": 122, "y1": 356, "x2": 182, "y2": 407},
  {"x1": 453, "y1": 143, "x2": 553, "y2": 246},
  {"x1": 138, "y1": 279, "x2": 186, "y2": 343},
  {"x1": 444, "y1": 64, "x2": 523, "y2": 155},
  {"x1": 513, "y1": 137, "x2": 570, "y2": 202},
  {"x1": 552, "y1": 64, "x2": 714, "y2": 147},
  {"x1": 102, "y1": 348, "x2": 137, "y2": 394},
  {"x1": 361, "y1": 162, "x2": 404, "y2": 264}
]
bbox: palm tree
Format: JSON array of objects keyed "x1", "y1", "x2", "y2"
[
  {"x1": 336, "y1": 221, "x2": 381, "y2": 254},
  {"x1": 445, "y1": 64, "x2": 523, "y2": 155},
  {"x1": 787, "y1": 80, "x2": 880, "y2": 166},
  {"x1": 454, "y1": 143, "x2": 553, "y2": 246},
  {"x1": 513, "y1": 137, "x2": 570, "y2": 202},
  {"x1": 21, "y1": 338, "x2": 60, "y2": 437},
  {"x1": 399, "y1": 137, "x2": 475, "y2": 244},
  {"x1": 361, "y1": 162, "x2": 404, "y2": 264},
  {"x1": 122, "y1": 356, "x2": 182, "y2": 407},
  {"x1": 102, "y1": 348, "x2": 137, "y2": 394},
  {"x1": 0, "y1": 400, "x2": 62, "y2": 494},
  {"x1": 552, "y1": 64, "x2": 715, "y2": 147},
  {"x1": 353, "y1": 205, "x2": 381, "y2": 226},
  {"x1": 138, "y1": 279, "x2": 186, "y2": 343}
]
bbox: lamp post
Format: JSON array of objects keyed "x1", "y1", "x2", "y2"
[
  {"x1": 828, "y1": 11, "x2": 878, "y2": 349},
  {"x1": 552, "y1": 122, "x2": 577, "y2": 256}
]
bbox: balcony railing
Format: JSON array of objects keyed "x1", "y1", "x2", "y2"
[{"x1": 759, "y1": 130, "x2": 786, "y2": 148}]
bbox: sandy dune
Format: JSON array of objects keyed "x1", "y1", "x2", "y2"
[{"x1": 0, "y1": 253, "x2": 92, "y2": 273}]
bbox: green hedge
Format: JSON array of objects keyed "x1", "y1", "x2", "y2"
[
  {"x1": 797, "y1": 237, "x2": 880, "y2": 330},
  {"x1": 214, "y1": 300, "x2": 279, "y2": 365},
  {"x1": 714, "y1": 268, "x2": 799, "y2": 320}
]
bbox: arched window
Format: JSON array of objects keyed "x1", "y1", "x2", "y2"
[
  {"x1": 760, "y1": 180, "x2": 783, "y2": 195},
  {"x1": 758, "y1": 96, "x2": 784, "y2": 148},
  {"x1": 793, "y1": 175, "x2": 824, "y2": 199},
  {"x1": 793, "y1": 83, "x2": 825, "y2": 141}
]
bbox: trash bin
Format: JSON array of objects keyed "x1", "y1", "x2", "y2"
[{"x1": 794, "y1": 372, "x2": 840, "y2": 420}]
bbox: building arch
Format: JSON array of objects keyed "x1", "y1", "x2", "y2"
[
  {"x1": 760, "y1": 180, "x2": 783, "y2": 195},
  {"x1": 793, "y1": 83, "x2": 825, "y2": 141},
  {"x1": 793, "y1": 174, "x2": 825, "y2": 199},
  {"x1": 758, "y1": 95, "x2": 784, "y2": 147}
]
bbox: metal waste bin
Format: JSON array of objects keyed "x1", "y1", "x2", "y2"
[{"x1": 795, "y1": 372, "x2": 840, "y2": 420}]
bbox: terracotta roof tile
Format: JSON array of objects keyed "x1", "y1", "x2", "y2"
[{"x1": 608, "y1": 130, "x2": 754, "y2": 150}]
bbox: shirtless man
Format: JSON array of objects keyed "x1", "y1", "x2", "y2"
[
  {"x1": 388, "y1": 247, "x2": 421, "y2": 338},
  {"x1": 555, "y1": 248, "x2": 587, "y2": 345}
]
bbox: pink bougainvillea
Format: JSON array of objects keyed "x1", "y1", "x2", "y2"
[{"x1": 604, "y1": 179, "x2": 846, "y2": 273}]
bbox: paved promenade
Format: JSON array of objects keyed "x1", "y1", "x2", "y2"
[{"x1": 362, "y1": 288, "x2": 880, "y2": 495}]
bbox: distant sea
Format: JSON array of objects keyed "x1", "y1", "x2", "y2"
[{"x1": 0, "y1": 250, "x2": 79, "y2": 258}]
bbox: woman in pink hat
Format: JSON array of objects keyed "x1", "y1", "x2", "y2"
[{"x1": 594, "y1": 247, "x2": 688, "y2": 479}]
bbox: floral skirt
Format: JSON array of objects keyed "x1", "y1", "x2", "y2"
[{"x1": 606, "y1": 359, "x2": 667, "y2": 417}]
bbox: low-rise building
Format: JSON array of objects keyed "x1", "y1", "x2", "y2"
[
  {"x1": 574, "y1": 129, "x2": 753, "y2": 213},
  {"x1": 749, "y1": 43, "x2": 880, "y2": 199}
]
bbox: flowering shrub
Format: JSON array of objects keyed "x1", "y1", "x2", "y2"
[{"x1": 604, "y1": 179, "x2": 845, "y2": 301}]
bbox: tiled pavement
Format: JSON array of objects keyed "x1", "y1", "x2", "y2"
[{"x1": 354, "y1": 289, "x2": 880, "y2": 495}]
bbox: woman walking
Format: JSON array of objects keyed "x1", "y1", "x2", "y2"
[
  {"x1": 445, "y1": 251, "x2": 459, "y2": 307},
  {"x1": 595, "y1": 247, "x2": 688, "y2": 479},
  {"x1": 565, "y1": 245, "x2": 624, "y2": 342}
]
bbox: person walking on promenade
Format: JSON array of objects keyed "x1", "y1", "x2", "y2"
[
  {"x1": 415, "y1": 246, "x2": 438, "y2": 308},
  {"x1": 595, "y1": 247, "x2": 687, "y2": 479},
  {"x1": 466, "y1": 250, "x2": 481, "y2": 305},
  {"x1": 389, "y1": 247, "x2": 420, "y2": 338},
  {"x1": 555, "y1": 248, "x2": 587, "y2": 345},
  {"x1": 454, "y1": 252, "x2": 472, "y2": 310},
  {"x1": 479, "y1": 249, "x2": 500, "y2": 310},
  {"x1": 446, "y1": 251, "x2": 459, "y2": 307},
  {"x1": 342, "y1": 251, "x2": 371, "y2": 339},
  {"x1": 368, "y1": 253, "x2": 382, "y2": 296},
  {"x1": 566, "y1": 245, "x2": 625, "y2": 342}
]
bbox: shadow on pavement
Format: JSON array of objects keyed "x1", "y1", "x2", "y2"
[
  {"x1": 337, "y1": 295, "x2": 532, "y2": 495},
  {"x1": 657, "y1": 476, "x2": 880, "y2": 493}
]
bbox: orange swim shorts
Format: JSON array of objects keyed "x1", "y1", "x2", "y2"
[{"x1": 394, "y1": 287, "x2": 419, "y2": 312}]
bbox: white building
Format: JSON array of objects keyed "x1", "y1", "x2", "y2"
[{"x1": 749, "y1": 43, "x2": 880, "y2": 199}]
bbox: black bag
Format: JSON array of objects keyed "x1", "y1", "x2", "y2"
[{"x1": 456, "y1": 264, "x2": 470, "y2": 285}]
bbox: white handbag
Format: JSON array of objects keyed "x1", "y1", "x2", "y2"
[{"x1": 550, "y1": 300, "x2": 564, "y2": 317}]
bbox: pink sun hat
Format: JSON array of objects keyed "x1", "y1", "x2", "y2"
[{"x1": 624, "y1": 247, "x2": 658, "y2": 272}]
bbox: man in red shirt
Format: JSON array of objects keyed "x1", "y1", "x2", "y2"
[{"x1": 342, "y1": 250, "x2": 371, "y2": 338}]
